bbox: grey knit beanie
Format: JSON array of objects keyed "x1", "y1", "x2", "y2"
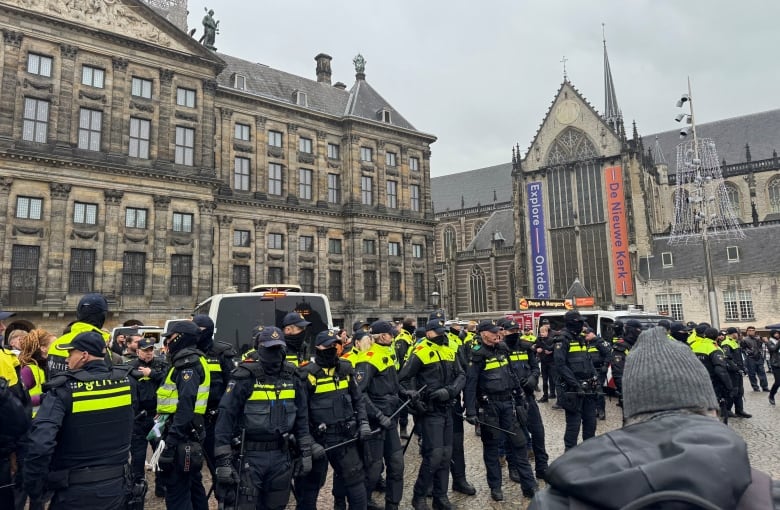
[{"x1": 623, "y1": 326, "x2": 718, "y2": 419}]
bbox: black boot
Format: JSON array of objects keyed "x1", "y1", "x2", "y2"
[
  {"x1": 412, "y1": 496, "x2": 431, "y2": 510},
  {"x1": 374, "y1": 475, "x2": 386, "y2": 492},
  {"x1": 538, "y1": 395, "x2": 549, "y2": 403},
  {"x1": 452, "y1": 477, "x2": 476, "y2": 495},
  {"x1": 490, "y1": 487, "x2": 504, "y2": 501},
  {"x1": 432, "y1": 495, "x2": 454, "y2": 510},
  {"x1": 385, "y1": 504, "x2": 399, "y2": 510}
]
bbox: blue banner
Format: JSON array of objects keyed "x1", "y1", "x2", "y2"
[{"x1": 527, "y1": 182, "x2": 550, "y2": 298}]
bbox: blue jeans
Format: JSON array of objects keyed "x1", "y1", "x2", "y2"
[{"x1": 746, "y1": 357, "x2": 768, "y2": 390}]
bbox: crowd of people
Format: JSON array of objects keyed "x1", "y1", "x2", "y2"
[{"x1": 0, "y1": 294, "x2": 779, "y2": 509}]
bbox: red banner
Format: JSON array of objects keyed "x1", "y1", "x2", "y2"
[{"x1": 605, "y1": 166, "x2": 634, "y2": 296}]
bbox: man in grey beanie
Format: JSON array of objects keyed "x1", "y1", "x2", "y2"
[{"x1": 530, "y1": 327, "x2": 780, "y2": 509}]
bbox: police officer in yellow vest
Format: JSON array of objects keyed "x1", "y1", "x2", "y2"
[
  {"x1": 722, "y1": 326, "x2": 751, "y2": 418},
  {"x1": 214, "y1": 326, "x2": 315, "y2": 510},
  {"x1": 23, "y1": 331, "x2": 133, "y2": 509},
  {"x1": 282, "y1": 312, "x2": 312, "y2": 366},
  {"x1": 610, "y1": 319, "x2": 642, "y2": 408},
  {"x1": 295, "y1": 329, "x2": 371, "y2": 509},
  {"x1": 48, "y1": 294, "x2": 113, "y2": 377},
  {"x1": 156, "y1": 320, "x2": 211, "y2": 510},
  {"x1": 691, "y1": 327, "x2": 735, "y2": 424}
]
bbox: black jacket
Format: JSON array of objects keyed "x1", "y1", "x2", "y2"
[{"x1": 530, "y1": 412, "x2": 780, "y2": 510}]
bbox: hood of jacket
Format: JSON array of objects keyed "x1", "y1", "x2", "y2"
[{"x1": 540, "y1": 412, "x2": 752, "y2": 509}]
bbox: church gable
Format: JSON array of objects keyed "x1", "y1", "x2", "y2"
[
  {"x1": 6, "y1": 0, "x2": 203, "y2": 55},
  {"x1": 522, "y1": 82, "x2": 622, "y2": 172}
]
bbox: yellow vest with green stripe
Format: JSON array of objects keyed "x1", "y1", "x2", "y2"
[
  {"x1": 0, "y1": 347, "x2": 19, "y2": 385},
  {"x1": 27, "y1": 363, "x2": 45, "y2": 417},
  {"x1": 157, "y1": 356, "x2": 211, "y2": 415},
  {"x1": 474, "y1": 346, "x2": 513, "y2": 394},
  {"x1": 51, "y1": 366, "x2": 133, "y2": 471},
  {"x1": 242, "y1": 362, "x2": 298, "y2": 437},
  {"x1": 305, "y1": 360, "x2": 355, "y2": 426},
  {"x1": 362, "y1": 342, "x2": 398, "y2": 371}
]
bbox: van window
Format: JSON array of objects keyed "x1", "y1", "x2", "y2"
[
  {"x1": 600, "y1": 317, "x2": 616, "y2": 342},
  {"x1": 211, "y1": 295, "x2": 329, "y2": 355}
]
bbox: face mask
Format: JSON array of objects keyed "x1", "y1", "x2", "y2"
[
  {"x1": 315, "y1": 348, "x2": 338, "y2": 367},
  {"x1": 285, "y1": 331, "x2": 305, "y2": 351},
  {"x1": 504, "y1": 332, "x2": 519, "y2": 347},
  {"x1": 430, "y1": 334, "x2": 447, "y2": 346},
  {"x1": 257, "y1": 346, "x2": 285, "y2": 373}
]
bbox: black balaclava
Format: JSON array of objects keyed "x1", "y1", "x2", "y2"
[
  {"x1": 285, "y1": 331, "x2": 306, "y2": 353},
  {"x1": 623, "y1": 319, "x2": 643, "y2": 346},
  {"x1": 504, "y1": 332, "x2": 520, "y2": 349},
  {"x1": 193, "y1": 314, "x2": 215, "y2": 352},
  {"x1": 166, "y1": 331, "x2": 198, "y2": 358},
  {"x1": 430, "y1": 333, "x2": 447, "y2": 346},
  {"x1": 315, "y1": 347, "x2": 338, "y2": 367},
  {"x1": 257, "y1": 346, "x2": 285, "y2": 375},
  {"x1": 564, "y1": 312, "x2": 584, "y2": 336},
  {"x1": 403, "y1": 322, "x2": 415, "y2": 335}
]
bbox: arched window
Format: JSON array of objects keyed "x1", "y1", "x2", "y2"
[
  {"x1": 443, "y1": 226, "x2": 456, "y2": 258},
  {"x1": 470, "y1": 265, "x2": 488, "y2": 313},
  {"x1": 769, "y1": 177, "x2": 780, "y2": 214},
  {"x1": 723, "y1": 182, "x2": 740, "y2": 217},
  {"x1": 474, "y1": 220, "x2": 485, "y2": 237},
  {"x1": 545, "y1": 127, "x2": 598, "y2": 166}
]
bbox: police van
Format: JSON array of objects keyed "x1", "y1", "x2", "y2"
[
  {"x1": 192, "y1": 285, "x2": 333, "y2": 356},
  {"x1": 537, "y1": 309, "x2": 667, "y2": 342}
]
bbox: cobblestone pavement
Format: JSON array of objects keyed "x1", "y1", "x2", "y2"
[{"x1": 143, "y1": 384, "x2": 780, "y2": 509}]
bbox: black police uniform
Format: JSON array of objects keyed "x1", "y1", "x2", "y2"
[
  {"x1": 464, "y1": 323, "x2": 536, "y2": 500},
  {"x1": 0, "y1": 375, "x2": 31, "y2": 509},
  {"x1": 690, "y1": 328, "x2": 734, "y2": 424},
  {"x1": 503, "y1": 322, "x2": 549, "y2": 479},
  {"x1": 585, "y1": 332, "x2": 612, "y2": 419},
  {"x1": 214, "y1": 326, "x2": 313, "y2": 510},
  {"x1": 398, "y1": 319, "x2": 465, "y2": 510},
  {"x1": 295, "y1": 330, "x2": 369, "y2": 510},
  {"x1": 128, "y1": 340, "x2": 168, "y2": 491},
  {"x1": 23, "y1": 348, "x2": 133, "y2": 509},
  {"x1": 156, "y1": 322, "x2": 210, "y2": 510},
  {"x1": 553, "y1": 313, "x2": 599, "y2": 451},
  {"x1": 721, "y1": 331, "x2": 750, "y2": 417},
  {"x1": 355, "y1": 323, "x2": 404, "y2": 510},
  {"x1": 610, "y1": 320, "x2": 641, "y2": 407},
  {"x1": 535, "y1": 333, "x2": 557, "y2": 401},
  {"x1": 393, "y1": 324, "x2": 415, "y2": 437}
]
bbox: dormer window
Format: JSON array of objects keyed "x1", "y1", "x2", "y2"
[
  {"x1": 233, "y1": 74, "x2": 246, "y2": 90},
  {"x1": 377, "y1": 108, "x2": 392, "y2": 123},
  {"x1": 661, "y1": 252, "x2": 673, "y2": 267},
  {"x1": 294, "y1": 90, "x2": 308, "y2": 107},
  {"x1": 726, "y1": 246, "x2": 739, "y2": 262}
]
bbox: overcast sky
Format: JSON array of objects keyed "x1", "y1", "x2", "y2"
[{"x1": 185, "y1": 1, "x2": 780, "y2": 177}]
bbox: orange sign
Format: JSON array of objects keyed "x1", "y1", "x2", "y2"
[
  {"x1": 605, "y1": 166, "x2": 634, "y2": 296},
  {"x1": 575, "y1": 296, "x2": 595, "y2": 307}
]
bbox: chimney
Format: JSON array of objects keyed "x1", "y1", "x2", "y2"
[
  {"x1": 315, "y1": 53, "x2": 332, "y2": 85},
  {"x1": 333, "y1": 82, "x2": 347, "y2": 90}
]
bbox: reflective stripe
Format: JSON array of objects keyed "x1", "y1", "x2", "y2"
[
  {"x1": 249, "y1": 387, "x2": 295, "y2": 400},
  {"x1": 509, "y1": 352, "x2": 529, "y2": 362},
  {"x1": 484, "y1": 357, "x2": 509, "y2": 371},
  {"x1": 568, "y1": 344, "x2": 588, "y2": 353},
  {"x1": 156, "y1": 356, "x2": 211, "y2": 414},
  {"x1": 28, "y1": 364, "x2": 45, "y2": 417},
  {"x1": 285, "y1": 354, "x2": 300, "y2": 367},
  {"x1": 206, "y1": 359, "x2": 222, "y2": 372},
  {"x1": 72, "y1": 383, "x2": 132, "y2": 413},
  {"x1": 313, "y1": 378, "x2": 349, "y2": 394}
]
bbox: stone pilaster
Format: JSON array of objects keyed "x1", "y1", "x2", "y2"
[
  {"x1": 0, "y1": 178, "x2": 13, "y2": 303},
  {"x1": 197, "y1": 200, "x2": 216, "y2": 301},
  {"x1": 0, "y1": 31, "x2": 23, "y2": 139},
  {"x1": 149, "y1": 195, "x2": 170, "y2": 306},
  {"x1": 377, "y1": 230, "x2": 388, "y2": 307},
  {"x1": 55, "y1": 44, "x2": 79, "y2": 150},
  {"x1": 108, "y1": 58, "x2": 129, "y2": 156},
  {"x1": 156, "y1": 69, "x2": 174, "y2": 163},
  {"x1": 42, "y1": 183, "x2": 72, "y2": 306},
  {"x1": 201, "y1": 79, "x2": 218, "y2": 170},
  {"x1": 216, "y1": 214, "x2": 232, "y2": 294},
  {"x1": 254, "y1": 219, "x2": 267, "y2": 283},
  {"x1": 402, "y1": 232, "x2": 413, "y2": 308},
  {"x1": 102, "y1": 189, "x2": 124, "y2": 301},
  {"x1": 287, "y1": 223, "x2": 299, "y2": 281}
]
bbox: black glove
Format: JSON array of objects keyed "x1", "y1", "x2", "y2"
[
  {"x1": 298, "y1": 454, "x2": 313, "y2": 476},
  {"x1": 311, "y1": 442, "x2": 326, "y2": 460},
  {"x1": 359, "y1": 421, "x2": 373, "y2": 440},
  {"x1": 377, "y1": 413, "x2": 394, "y2": 430},
  {"x1": 524, "y1": 375, "x2": 538, "y2": 391},
  {"x1": 575, "y1": 386, "x2": 586, "y2": 396},
  {"x1": 401, "y1": 388, "x2": 420, "y2": 402},
  {"x1": 464, "y1": 414, "x2": 478, "y2": 425},
  {"x1": 430, "y1": 387, "x2": 450, "y2": 402},
  {"x1": 159, "y1": 445, "x2": 176, "y2": 469},
  {"x1": 215, "y1": 463, "x2": 239, "y2": 486}
]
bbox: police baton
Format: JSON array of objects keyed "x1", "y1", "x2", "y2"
[
  {"x1": 322, "y1": 428, "x2": 382, "y2": 453},
  {"x1": 459, "y1": 414, "x2": 517, "y2": 436},
  {"x1": 388, "y1": 384, "x2": 428, "y2": 421}
]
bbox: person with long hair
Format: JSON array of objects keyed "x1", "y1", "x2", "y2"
[{"x1": 18, "y1": 329, "x2": 54, "y2": 418}]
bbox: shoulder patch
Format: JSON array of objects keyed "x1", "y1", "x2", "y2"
[
  {"x1": 555, "y1": 343, "x2": 562, "y2": 350},
  {"x1": 472, "y1": 344, "x2": 481, "y2": 351},
  {"x1": 181, "y1": 369, "x2": 194, "y2": 381},
  {"x1": 355, "y1": 368, "x2": 365, "y2": 383},
  {"x1": 225, "y1": 380, "x2": 235, "y2": 393}
]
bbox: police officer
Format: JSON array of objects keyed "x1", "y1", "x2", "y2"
[
  {"x1": 393, "y1": 318, "x2": 415, "y2": 440},
  {"x1": 156, "y1": 321, "x2": 210, "y2": 510},
  {"x1": 282, "y1": 312, "x2": 312, "y2": 365},
  {"x1": 23, "y1": 332, "x2": 133, "y2": 509},
  {"x1": 691, "y1": 327, "x2": 735, "y2": 424},
  {"x1": 296, "y1": 329, "x2": 370, "y2": 510},
  {"x1": 500, "y1": 318, "x2": 549, "y2": 480},
  {"x1": 128, "y1": 337, "x2": 168, "y2": 500},
  {"x1": 0, "y1": 375, "x2": 30, "y2": 509},
  {"x1": 610, "y1": 319, "x2": 642, "y2": 407},
  {"x1": 464, "y1": 320, "x2": 536, "y2": 502},
  {"x1": 192, "y1": 314, "x2": 236, "y2": 489},
  {"x1": 214, "y1": 326, "x2": 315, "y2": 509},
  {"x1": 553, "y1": 311, "x2": 599, "y2": 451},
  {"x1": 356, "y1": 321, "x2": 404, "y2": 510},
  {"x1": 399, "y1": 318, "x2": 465, "y2": 510},
  {"x1": 670, "y1": 321, "x2": 691, "y2": 343},
  {"x1": 722, "y1": 327, "x2": 751, "y2": 418},
  {"x1": 584, "y1": 327, "x2": 612, "y2": 420},
  {"x1": 48, "y1": 293, "x2": 113, "y2": 377}
]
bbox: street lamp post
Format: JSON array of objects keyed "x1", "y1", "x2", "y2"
[{"x1": 430, "y1": 291, "x2": 440, "y2": 310}]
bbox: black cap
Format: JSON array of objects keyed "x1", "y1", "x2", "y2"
[
  {"x1": 564, "y1": 310, "x2": 583, "y2": 321},
  {"x1": 77, "y1": 293, "x2": 108, "y2": 314},
  {"x1": 162, "y1": 320, "x2": 200, "y2": 339},
  {"x1": 583, "y1": 327, "x2": 595, "y2": 334},
  {"x1": 477, "y1": 320, "x2": 501, "y2": 333},
  {"x1": 624, "y1": 319, "x2": 643, "y2": 330},
  {"x1": 499, "y1": 318, "x2": 520, "y2": 331},
  {"x1": 425, "y1": 319, "x2": 447, "y2": 334},
  {"x1": 704, "y1": 327, "x2": 719, "y2": 341},
  {"x1": 315, "y1": 329, "x2": 340, "y2": 347},
  {"x1": 352, "y1": 320, "x2": 369, "y2": 332},
  {"x1": 253, "y1": 326, "x2": 286, "y2": 348},
  {"x1": 138, "y1": 337, "x2": 156, "y2": 350},
  {"x1": 429, "y1": 309, "x2": 446, "y2": 322},
  {"x1": 726, "y1": 327, "x2": 739, "y2": 335},
  {"x1": 60, "y1": 331, "x2": 106, "y2": 357},
  {"x1": 695, "y1": 322, "x2": 711, "y2": 336},
  {"x1": 541, "y1": 318, "x2": 550, "y2": 325},
  {"x1": 282, "y1": 312, "x2": 310, "y2": 328},
  {"x1": 670, "y1": 321, "x2": 690, "y2": 334},
  {"x1": 370, "y1": 320, "x2": 395, "y2": 335},
  {"x1": 658, "y1": 319, "x2": 672, "y2": 331},
  {"x1": 192, "y1": 314, "x2": 214, "y2": 329},
  {"x1": 414, "y1": 327, "x2": 426, "y2": 338},
  {"x1": 353, "y1": 330, "x2": 370, "y2": 342}
]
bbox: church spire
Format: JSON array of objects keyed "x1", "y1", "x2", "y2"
[{"x1": 602, "y1": 24, "x2": 622, "y2": 130}]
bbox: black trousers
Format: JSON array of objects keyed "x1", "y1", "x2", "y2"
[
  {"x1": 559, "y1": 392, "x2": 597, "y2": 450},
  {"x1": 540, "y1": 363, "x2": 556, "y2": 398},
  {"x1": 244, "y1": 449, "x2": 293, "y2": 510},
  {"x1": 449, "y1": 400, "x2": 467, "y2": 481},
  {"x1": 522, "y1": 393, "x2": 548, "y2": 474},
  {"x1": 295, "y1": 436, "x2": 366, "y2": 510},
  {"x1": 363, "y1": 422, "x2": 404, "y2": 505},
  {"x1": 413, "y1": 410, "x2": 453, "y2": 500},
  {"x1": 482, "y1": 400, "x2": 535, "y2": 492},
  {"x1": 728, "y1": 371, "x2": 745, "y2": 413},
  {"x1": 49, "y1": 476, "x2": 126, "y2": 510},
  {"x1": 769, "y1": 367, "x2": 780, "y2": 398}
]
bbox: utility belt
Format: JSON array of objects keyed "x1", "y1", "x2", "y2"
[
  {"x1": 47, "y1": 463, "x2": 127, "y2": 489},
  {"x1": 480, "y1": 391, "x2": 514, "y2": 403},
  {"x1": 314, "y1": 419, "x2": 356, "y2": 438},
  {"x1": 244, "y1": 438, "x2": 288, "y2": 452},
  {"x1": 205, "y1": 406, "x2": 220, "y2": 424}
]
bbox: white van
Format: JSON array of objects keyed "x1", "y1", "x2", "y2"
[
  {"x1": 192, "y1": 287, "x2": 333, "y2": 356},
  {"x1": 537, "y1": 309, "x2": 667, "y2": 342}
]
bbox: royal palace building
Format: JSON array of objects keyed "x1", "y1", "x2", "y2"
[
  {"x1": 0, "y1": 0, "x2": 437, "y2": 332},
  {"x1": 432, "y1": 44, "x2": 780, "y2": 327}
]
